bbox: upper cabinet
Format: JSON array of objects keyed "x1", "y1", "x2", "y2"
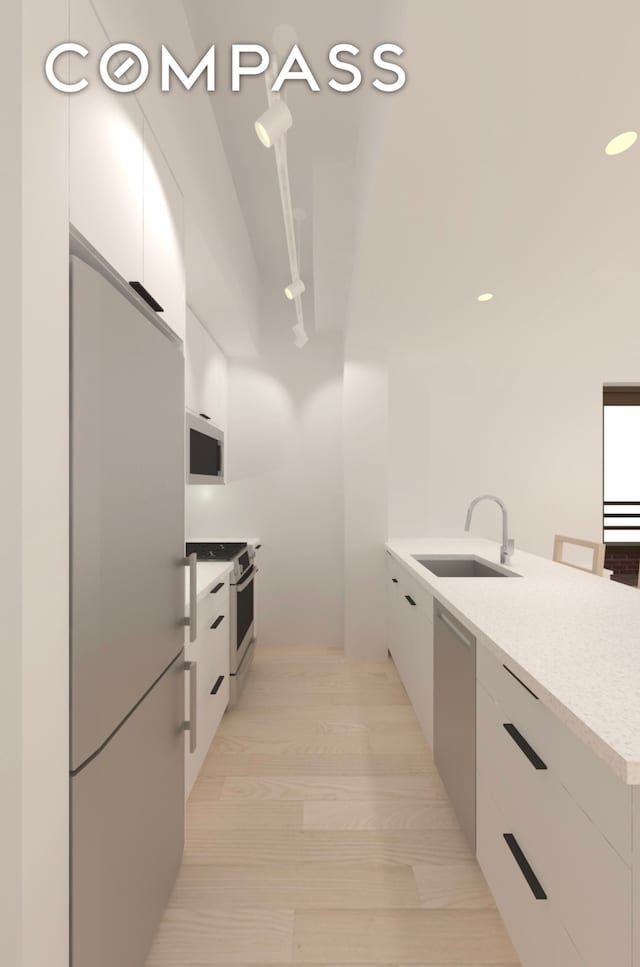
[
  {"x1": 69, "y1": 0, "x2": 185, "y2": 342},
  {"x1": 185, "y1": 308, "x2": 228, "y2": 431},
  {"x1": 69, "y1": 0, "x2": 144, "y2": 283},
  {"x1": 143, "y1": 125, "x2": 185, "y2": 341}
]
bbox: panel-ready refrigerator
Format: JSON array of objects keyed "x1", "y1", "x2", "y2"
[{"x1": 70, "y1": 252, "x2": 185, "y2": 967}]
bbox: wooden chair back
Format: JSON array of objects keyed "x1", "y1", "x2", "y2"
[{"x1": 552, "y1": 535, "x2": 606, "y2": 576}]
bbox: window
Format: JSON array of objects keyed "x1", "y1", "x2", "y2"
[{"x1": 603, "y1": 386, "x2": 640, "y2": 543}]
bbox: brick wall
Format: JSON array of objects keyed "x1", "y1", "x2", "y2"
[{"x1": 605, "y1": 544, "x2": 640, "y2": 586}]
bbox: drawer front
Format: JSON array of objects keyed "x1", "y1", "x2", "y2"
[
  {"x1": 196, "y1": 582, "x2": 229, "y2": 640},
  {"x1": 387, "y1": 553, "x2": 434, "y2": 619},
  {"x1": 477, "y1": 644, "x2": 632, "y2": 862},
  {"x1": 478, "y1": 682, "x2": 632, "y2": 967},
  {"x1": 477, "y1": 767, "x2": 583, "y2": 967}
]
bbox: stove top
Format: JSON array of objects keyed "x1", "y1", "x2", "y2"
[{"x1": 185, "y1": 541, "x2": 248, "y2": 562}]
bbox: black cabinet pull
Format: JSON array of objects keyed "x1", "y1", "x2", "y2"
[
  {"x1": 405, "y1": 595, "x2": 416, "y2": 606},
  {"x1": 211, "y1": 675, "x2": 224, "y2": 696},
  {"x1": 502, "y1": 663, "x2": 539, "y2": 700},
  {"x1": 199, "y1": 412, "x2": 211, "y2": 420},
  {"x1": 503, "y1": 834, "x2": 547, "y2": 899},
  {"x1": 211, "y1": 615, "x2": 225, "y2": 630},
  {"x1": 255, "y1": 544, "x2": 262, "y2": 550},
  {"x1": 503, "y1": 724, "x2": 547, "y2": 770},
  {"x1": 210, "y1": 582, "x2": 224, "y2": 594},
  {"x1": 129, "y1": 281, "x2": 164, "y2": 312},
  {"x1": 391, "y1": 578, "x2": 399, "y2": 584}
]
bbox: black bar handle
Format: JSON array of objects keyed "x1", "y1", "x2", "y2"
[
  {"x1": 503, "y1": 724, "x2": 547, "y2": 770},
  {"x1": 405, "y1": 595, "x2": 416, "y2": 606},
  {"x1": 129, "y1": 281, "x2": 164, "y2": 312},
  {"x1": 255, "y1": 544, "x2": 262, "y2": 550},
  {"x1": 199, "y1": 412, "x2": 211, "y2": 420},
  {"x1": 503, "y1": 834, "x2": 547, "y2": 899},
  {"x1": 211, "y1": 615, "x2": 225, "y2": 630},
  {"x1": 210, "y1": 582, "x2": 224, "y2": 594},
  {"x1": 503, "y1": 663, "x2": 539, "y2": 700},
  {"x1": 211, "y1": 675, "x2": 224, "y2": 696},
  {"x1": 391, "y1": 578, "x2": 399, "y2": 584}
]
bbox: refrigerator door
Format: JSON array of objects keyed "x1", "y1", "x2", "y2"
[
  {"x1": 70, "y1": 256, "x2": 185, "y2": 771},
  {"x1": 71, "y1": 652, "x2": 185, "y2": 967}
]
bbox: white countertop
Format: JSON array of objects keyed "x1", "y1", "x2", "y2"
[{"x1": 386, "y1": 537, "x2": 640, "y2": 784}]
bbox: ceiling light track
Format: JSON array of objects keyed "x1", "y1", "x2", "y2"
[{"x1": 255, "y1": 60, "x2": 308, "y2": 348}]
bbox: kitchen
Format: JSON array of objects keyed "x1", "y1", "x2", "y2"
[{"x1": 5, "y1": 1, "x2": 640, "y2": 966}]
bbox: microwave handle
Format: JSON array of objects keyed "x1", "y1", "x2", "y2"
[{"x1": 185, "y1": 552, "x2": 197, "y2": 643}]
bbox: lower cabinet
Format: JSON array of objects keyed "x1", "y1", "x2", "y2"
[
  {"x1": 185, "y1": 582, "x2": 230, "y2": 798},
  {"x1": 386, "y1": 554, "x2": 434, "y2": 747},
  {"x1": 476, "y1": 653, "x2": 633, "y2": 967}
]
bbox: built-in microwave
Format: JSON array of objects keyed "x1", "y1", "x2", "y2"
[{"x1": 186, "y1": 412, "x2": 224, "y2": 484}]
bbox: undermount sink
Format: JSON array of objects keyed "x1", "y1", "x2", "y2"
[{"x1": 412, "y1": 555, "x2": 520, "y2": 578}]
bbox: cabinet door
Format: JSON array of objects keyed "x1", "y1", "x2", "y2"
[
  {"x1": 143, "y1": 124, "x2": 185, "y2": 341},
  {"x1": 70, "y1": 0, "x2": 144, "y2": 282},
  {"x1": 185, "y1": 308, "x2": 227, "y2": 429}
]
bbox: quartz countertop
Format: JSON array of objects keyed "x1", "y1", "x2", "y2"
[{"x1": 385, "y1": 537, "x2": 640, "y2": 784}]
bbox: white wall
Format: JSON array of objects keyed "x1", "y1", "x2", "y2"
[
  {"x1": 185, "y1": 307, "x2": 228, "y2": 431},
  {"x1": 1, "y1": 5, "x2": 23, "y2": 963},
  {"x1": 12, "y1": 3, "x2": 70, "y2": 966},
  {"x1": 187, "y1": 333, "x2": 345, "y2": 650},
  {"x1": 387, "y1": 262, "x2": 640, "y2": 558}
]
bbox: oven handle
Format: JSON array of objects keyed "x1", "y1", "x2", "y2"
[{"x1": 233, "y1": 567, "x2": 259, "y2": 592}]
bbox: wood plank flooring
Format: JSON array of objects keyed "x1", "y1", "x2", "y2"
[{"x1": 146, "y1": 645, "x2": 519, "y2": 967}]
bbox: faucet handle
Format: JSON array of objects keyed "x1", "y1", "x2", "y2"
[{"x1": 507, "y1": 539, "x2": 515, "y2": 554}]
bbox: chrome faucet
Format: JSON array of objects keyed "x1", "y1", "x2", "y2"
[{"x1": 464, "y1": 494, "x2": 514, "y2": 565}]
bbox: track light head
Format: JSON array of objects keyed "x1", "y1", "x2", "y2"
[
  {"x1": 254, "y1": 99, "x2": 293, "y2": 148},
  {"x1": 284, "y1": 279, "x2": 306, "y2": 300},
  {"x1": 293, "y1": 323, "x2": 309, "y2": 349}
]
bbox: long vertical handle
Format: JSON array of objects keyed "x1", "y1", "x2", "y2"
[
  {"x1": 186, "y1": 551, "x2": 197, "y2": 643},
  {"x1": 184, "y1": 660, "x2": 197, "y2": 754}
]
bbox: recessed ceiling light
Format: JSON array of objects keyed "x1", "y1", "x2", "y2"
[
  {"x1": 604, "y1": 131, "x2": 638, "y2": 156},
  {"x1": 477, "y1": 292, "x2": 494, "y2": 302}
]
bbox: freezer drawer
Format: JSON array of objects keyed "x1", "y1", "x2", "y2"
[{"x1": 71, "y1": 653, "x2": 185, "y2": 967}]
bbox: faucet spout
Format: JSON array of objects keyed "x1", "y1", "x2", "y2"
[{"x1": 464, "y1": 494, "x2": 514, "y2": 566}]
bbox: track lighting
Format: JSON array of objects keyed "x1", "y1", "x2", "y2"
[
  {"x1": 254, "y1": 99, "x2": 293, "y2": 148},
  {"x1": 293, "y1": 323, "x2": 308, "y2": 349},
  {"x1": 284, "y1": 279, "x2": 305, "y2": 300}
]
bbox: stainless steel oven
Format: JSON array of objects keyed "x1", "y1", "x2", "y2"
[{"x1": 229, "y1": 560, "x2": 257, "y2": 705}]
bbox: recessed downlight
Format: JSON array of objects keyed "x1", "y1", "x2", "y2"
[
  {"x1": 605, "y1": 131, "x2": 638, "y2": 156},
  {"x1": 477, "y1": 292, "x2": 494, "y2": 302}
]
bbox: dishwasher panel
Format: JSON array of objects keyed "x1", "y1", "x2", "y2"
[{"x1": 433, "y1": 604, "x2": 477, "y2": 851}]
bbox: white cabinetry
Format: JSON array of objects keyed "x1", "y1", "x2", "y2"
[
  {"x1": 70, "y1": 0, "x2": 143, "y2": 283},
  {"x1": 143, "y1": 125, "x2": 185, "y2": 341},
  {"x1": 185, "y1": 578, "x2": 230, "y2": 799},
  {"x1": 69, "y1": 0, "x2": 185, "y2": 342},
  {"x1": 476, "y1": 646, "x2": 633, "y2": 967},
  {"x1": 185, "y1": 308, "x2": 228, "y2": 429},
  {"x1": 386, "y1": 554, "x2": 434, "y2": 747}
]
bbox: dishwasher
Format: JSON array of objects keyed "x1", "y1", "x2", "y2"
[{"x1": 433, "y1": 603, "x2": 477, "y2": 851}]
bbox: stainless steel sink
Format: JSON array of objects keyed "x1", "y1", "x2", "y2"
[{"x1": 412, "y1": 555, "x2": 520, "y2": 578}]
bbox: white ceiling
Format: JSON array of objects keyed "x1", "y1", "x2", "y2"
[
  {"x1": 182, "y1": 0, "x2": 640, "y2": 353},
  {"x1": 182, "y1": 0, "x2": 398, "y2": 344}
]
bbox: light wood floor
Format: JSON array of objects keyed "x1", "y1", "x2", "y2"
[{"x1": 147, "y1": 645, "x2": 519, "y2": 966}]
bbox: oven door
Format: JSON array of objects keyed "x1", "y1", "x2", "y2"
[{"x1": 231, "y1": 566, "x2": 256, "y2": 674}]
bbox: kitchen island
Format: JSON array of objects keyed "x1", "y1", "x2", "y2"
[{"x1": 385, "y1": 537, "x2": 640, "y2": 967}]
